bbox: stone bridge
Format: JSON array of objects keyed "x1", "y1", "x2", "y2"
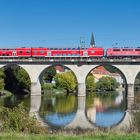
[{"x1": 0, "y1": 58, "x2": 140, "y2": 129}]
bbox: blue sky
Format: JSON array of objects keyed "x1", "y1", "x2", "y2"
[{"x1": 0, "y1": 0, "x2": 140, "y2": 49}]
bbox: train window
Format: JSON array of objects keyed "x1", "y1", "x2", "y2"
[
  {"x1": 72, "y1": 48, "x2": 75, "y2": 50},
  {"x1": 91, "y1": 50, "x2": 94, "y2": 53},
  {"x1": 113, "y1": 49, "x2": 120, "y2": 51},
  {"x1": 26, "y1": 50, "x2": 30, "y2": 54},
  {"x1": 68, "y1": 48, "x2": 71, "y2": 50},
  {"x1": 19, "y1": 51, "x2": 22, "y2": 54},
  {"x1": 34, "y1": 51, "x2": 37, "y2": 54},
  {"x1": 40, "y1": 50, "x2": 44, "y2": 54},
  {"x1": 136, "y1": 49, "x2": 140, "y2": 51},
  {"x1": 123, "y1": 49, "x2": 133, "y2": 51}
]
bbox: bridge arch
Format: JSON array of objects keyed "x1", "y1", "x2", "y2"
[
  {"x1": 85, "y1": 64, "x2": 127, "y2": 128},
  {"x1": 85, "y1": 64, "x2": 127, "y2": 89},
  {"x1": 38, "y1": 64, "x2": 78, "y2": 95}
]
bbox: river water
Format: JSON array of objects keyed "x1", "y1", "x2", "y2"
[{"x1": 0, "y1": 90, "x2": 126, "y2": 128}]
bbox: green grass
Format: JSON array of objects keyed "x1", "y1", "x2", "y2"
[{"x1": 0, "y1": 133, "x2": 140, "y2": 140}]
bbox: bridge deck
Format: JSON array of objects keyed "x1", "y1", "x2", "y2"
[{"x1": 0, "y1": 58, "x2": 139, "y2": 64}]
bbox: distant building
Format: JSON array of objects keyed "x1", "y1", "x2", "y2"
[
  {"x1": 54, "y1": 66, "x2": 69, "y2": 73},
  {"x1": 91, "y1": 66, "x2": 123, "y2": 86}
]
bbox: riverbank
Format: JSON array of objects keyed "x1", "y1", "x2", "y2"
[
  {"x1": 0, "y1": 90, "x2": 12, "y2": 98},
  {"x1": 0, "y1": 132, "x2": 140, "y2": 140}
]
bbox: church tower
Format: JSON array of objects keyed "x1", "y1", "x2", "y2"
[{"x1": 90, "y1": 32, "x2": 95, "y2": 47}]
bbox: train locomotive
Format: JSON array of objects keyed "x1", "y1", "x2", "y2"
[{"x1": 0, "y1": 46, "x2": 140, "y2": 59}]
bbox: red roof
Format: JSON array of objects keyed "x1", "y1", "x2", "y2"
[{"x1": 92, "y1": 66, "x2": 110, "y2": 75}]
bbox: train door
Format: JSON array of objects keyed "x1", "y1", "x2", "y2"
[
  {"x1": 83, "y1": 51, "x2": 88, "y2": 57},
  {"x1": 12, "y1": 51, "x2": 17, "y2": 57},
  {"x1": 47, "y1": 51, "x2": 51, "y2": 57}
]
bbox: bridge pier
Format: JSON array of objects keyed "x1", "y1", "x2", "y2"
[
  {"x1": 65, "y1": 96, "x2": 93, "y2": 129},
  {"x1": 31, "y1": 82, "x2": 42, "y2": 96},
  {"x1": 127, "y1": 84, "x2": 134, "y2": 110},
  {"x1": 30, "y1": 95, "x2": 48, "y2": 127},
  {"x1": 78, "y1": 83, "x2": 86, "y2": 96}
]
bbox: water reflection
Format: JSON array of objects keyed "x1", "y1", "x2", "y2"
[
  {"x1": 0, "y1": 95, "x2": 30, "y2": 108},
  {"x1": 86, "y1": 90, "x2": 126, "y2": 127},
  {"x1": 0, "y1": 90, "x2": 127, "y2": 128},
  {"x1": 39, "y1": 95, "x2": 77, "y2": 128}
]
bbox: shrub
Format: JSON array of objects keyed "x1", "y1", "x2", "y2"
[
  {"x1": 42, "y1": 83, "x2": 55, "y2": 90},
  {"x1": 86, "y1": 75, "x2": 96, "y2": 91},
  {"x1": 0, "y1": 103, "x2": 47, "y2": 134},
  {"x1": 54, "y1": 71, "x2": 77, "y2": 93}
]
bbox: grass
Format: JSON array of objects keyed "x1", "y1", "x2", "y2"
[{"x1": 0, "y1": 133, "x2": 140, "y2": 140}]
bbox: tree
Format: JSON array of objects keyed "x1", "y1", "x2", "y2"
[
  {"x1": 43, "y1": 67, "x2": 56, "y2": 83},
  {"x1": 86, "y1": 75, "x2": 96, "y2": 91},
  {"x1": 54, "y1": 71, "x2": 77, "y2": 93},
  {"x1": 16, "y1": 68, "x2": 31, "y2": 91},
  {"x1": 0, "y1": 69, "x2": 5, "y2": 90},
  {"x1": 96, "y1": 76, "x2": 119, "y2": 91},
  {"x1": 4, "y1": 66, "x2": 31, "y2": 94}
]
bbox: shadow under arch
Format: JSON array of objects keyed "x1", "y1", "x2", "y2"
[
  {"x1": 38, "y1": 64, "x2": 78, "y2": 95},
  {"x1": 2, "y1": 63, "x2": 31, "y2": 95},
  {"x1": 85, "y1": 64, "x2": 128, "y2": 128}
]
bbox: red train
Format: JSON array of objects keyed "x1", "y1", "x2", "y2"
[
  {"x1": 0, "y1": 47, "x2": 140, "y2": 59},
  {"x1": 0, "y1": 47, "x2": 104, "y2": 58}
]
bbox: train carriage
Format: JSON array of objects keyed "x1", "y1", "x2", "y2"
[{"x1": 106, "y1": 48, "x2": 140, "y2": 58}]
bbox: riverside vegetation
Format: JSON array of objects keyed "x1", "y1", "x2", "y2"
[{"x1": 0, "y1": 101, "x2": 140, "y2": 140}]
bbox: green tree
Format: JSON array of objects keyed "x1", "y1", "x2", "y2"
[
  {"x1": 86, "y1": 75, "x2": 96, "y2": 91},
  {"x1": 16, "y1": 68, "x2": 31, "y2": 91},
  {"x1": 0, "y1": 69, "x2": 5, "y2": 90},
  {"x1": 43, "y1": 67, "x2": 56, "y2": 83},
  {"x1": 4, "y1": 66, "x2": 31, "y2": 94},
  {"x1": 54, "y1": 71, "x2": 77, "y2": 93},
  {"x1": 96, "y1": 76, "x2": 119, "y2": 91}
]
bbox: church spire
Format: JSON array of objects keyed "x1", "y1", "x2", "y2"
[{"x1": 90, "y1": 32, "x2": 95, "y2": 47}]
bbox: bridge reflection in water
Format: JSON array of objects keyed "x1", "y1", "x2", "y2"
[{"x1": 28, "y1": 90, "x2": 129, "y2": 129}]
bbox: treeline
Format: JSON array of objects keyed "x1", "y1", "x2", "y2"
[{"x1": 86, "y1": 74, "x2": 120, "y2": 92}]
